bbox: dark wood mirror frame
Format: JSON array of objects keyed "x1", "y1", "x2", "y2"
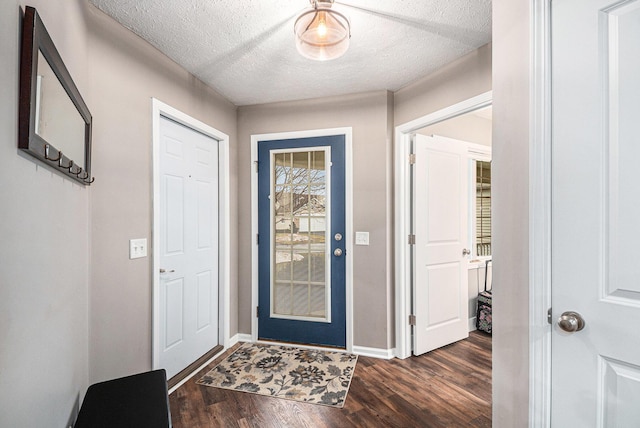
[{"x1": 19, "y1": 6, "x2": 94, "y2": 185}]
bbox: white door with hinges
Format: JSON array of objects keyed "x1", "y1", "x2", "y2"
[
  {"x1": 551, "y1": 0, "x2": 640, "y2": 424},
  {"x1": 158, "y1": 116, "x2": 219, "y2": 379},
  {"x1": 413, "y1": 134, "x2": 469, "y2": 355}
]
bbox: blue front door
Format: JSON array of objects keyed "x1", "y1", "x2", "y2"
[{"x1": 258, "y1": 135, "x2": 346, "y2": 348}]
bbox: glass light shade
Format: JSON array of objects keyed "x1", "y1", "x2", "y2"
[{"x1": 294, "y1": 7, "x2": 350, "y2": 61}]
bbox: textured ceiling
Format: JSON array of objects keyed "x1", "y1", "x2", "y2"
[{"x1": 89, "y1": 0, "x2": 492, "y2": 106}]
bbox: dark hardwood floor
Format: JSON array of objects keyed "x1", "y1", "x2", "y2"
[{"x1": 169, "y1": 331, "x2": 491, "y2": 427}]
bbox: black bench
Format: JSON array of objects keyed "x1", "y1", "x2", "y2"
[{"x1": 75, "y1": 369, "x2": 171, "y2": 428}]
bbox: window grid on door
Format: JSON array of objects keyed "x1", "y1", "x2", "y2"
[{"x1": 271, "y1": 149, "x2": 331, "y2": 321}]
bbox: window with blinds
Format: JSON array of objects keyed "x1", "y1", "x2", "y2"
[{"x1": 476, "y1": 161, "x2": 491, "y2": 256}]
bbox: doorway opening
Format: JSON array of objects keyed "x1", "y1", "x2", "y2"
[{"x1": 394, "y1": 91, "x2": 492, "y2": 358}]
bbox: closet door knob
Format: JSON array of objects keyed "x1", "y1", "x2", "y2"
[{"x1": 557, "y1": 311, "x2": 586, "y2": 333}]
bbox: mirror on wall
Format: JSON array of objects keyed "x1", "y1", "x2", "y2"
[{"x1": 19, "y1": 6, "x2": 93, "y2": 184}]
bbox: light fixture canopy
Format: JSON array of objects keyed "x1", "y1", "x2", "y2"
[{"x1": 294, "y1": 0, "x2": 351, "y2": 61}]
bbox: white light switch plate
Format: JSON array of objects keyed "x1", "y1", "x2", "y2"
[
  {"x1": 129, "y1": 238, "x2": 147, "y2": 259},
  {"x1": 355, "y1": 231, "x2": 370, "y2": 246}
]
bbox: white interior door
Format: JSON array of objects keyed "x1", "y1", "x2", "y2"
[
  {"x1": 413, "y1": 134, "x2": 469, "y2": 355},
  {"x1": 552, "y1": 0, "x2": 640, "y2": 424},
  {"x1": 159, "y1": 116, "x2": 219, "y2": 379}
]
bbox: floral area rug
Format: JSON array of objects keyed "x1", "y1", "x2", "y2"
[{"x1": 196, "y1": 343, "x2": 358, "y2": 408}]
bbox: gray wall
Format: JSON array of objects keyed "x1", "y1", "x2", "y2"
[
  {"x1": 86, "y1": 6, "x2": 238, "y2": 383},
  {"x1": 0, "y1": 1, "x2": 90, "y2": 427},
  {"x1": 395, "y1": 44, "x2": 492, "y2": 125},
  {"x1": 394, "y1": 44, "x2": 493, "y2": 333},
  {"x1": 236, "y1": 44, "x2": 492, "y2": 350},
  {"x1": 0, "y1": 1, "x2": 238, "y2": 426},
  {"x1": 237, "y1": 91, "x2": 395, "y2": 350},
  {"x1": 492, "y1": 0, "x2": 531, "y2": 425}
]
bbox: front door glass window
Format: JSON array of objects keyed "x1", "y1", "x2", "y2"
[{"x1": 271, "y1": 149, "x2": 330, "y2": 321}]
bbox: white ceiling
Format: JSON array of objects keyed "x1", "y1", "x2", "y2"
[{"x1": 89, "y1": 0, "x2": 492, "y2": 106}]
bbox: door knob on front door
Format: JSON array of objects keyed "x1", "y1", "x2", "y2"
[
  {"x1": 557, "y1": 311, "x2": 585, "y2": 333},
  {"x1": 462, "y1": 248, "x2": 471, "y2": 256},
  {"x1": 334, "y1": 248, "x2": 343, "y2": 257}
]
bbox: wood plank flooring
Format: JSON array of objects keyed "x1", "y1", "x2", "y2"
[{"x1": 169, "y1": 331, "x2": 491, "y2": 427}]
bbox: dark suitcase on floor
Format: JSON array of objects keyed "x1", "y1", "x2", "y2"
[{"x1": 476, "y1": 260, "x2": 492, "y2": 334}]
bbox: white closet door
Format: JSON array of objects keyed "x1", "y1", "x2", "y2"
[{"x1": 159, "y1": 116, "x2": 219, "y2": 379}]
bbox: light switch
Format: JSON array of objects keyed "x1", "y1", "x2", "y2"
[
  {"x1": 355, "y1": 231, "x2": 370, "y2": 246},
  {"x1": 129, "y1": 238, "x2": 148, "y2": 259}
]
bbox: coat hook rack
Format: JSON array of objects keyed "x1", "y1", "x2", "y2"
[{"x1": 19, "y1": 7, "x2": 93, "y2": 186}]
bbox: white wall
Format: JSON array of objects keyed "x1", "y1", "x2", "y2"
[{"x1": 0, "y1": 2, "x2": 90, "y2": 427}]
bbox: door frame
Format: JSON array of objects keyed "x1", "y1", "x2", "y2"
[
  {"x1": 251, "y1": 128, "x2": 353, "y2": 352},
  {"x1": 394, "y1": 90, "x2": 492, "y2": 361},
  {"x1": 151, "y1": 98, "x2": 232, "y2": 371},
  {"x1": 529, "y1": 0, "x2": 552, "y2": 425}
]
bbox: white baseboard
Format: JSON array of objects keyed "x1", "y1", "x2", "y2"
[
  {"x1": 469, "y1": 317, "x2": 477, "y2": 332},
  {"x1": 232, "y1": 335, "x2": 393, "y2": 359},
  {"x1": 229, "y1": 333, "x2": 252, "y2": 346},
  {"x1": 352, "y1": 345, "x2": 394, "y2": 359}
]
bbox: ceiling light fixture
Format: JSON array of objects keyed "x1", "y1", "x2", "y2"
[{"x1": 294, "y1": 0, "x2": 351, "y2": 61}]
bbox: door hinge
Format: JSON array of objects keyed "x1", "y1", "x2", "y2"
[
  {"x1": 409, "y1": 153, "x2": 416, "y2": 165},
  {"x1": 256, "y1": 233, "x2": 259, "y2": 245},
  {"x1": 409, "y1": 314, "x2": 416, "y2": 326},
  {"x1": 408, "y1": 234, "x2": 416, "y2": 245},
  {"x1": 547, "y1": 307, "x2": 552, "y2": 325},
  {"x1": 256, "y1": 306, "x2": 260, "y2": 318},
  {"x1": 254, "y1": 160, "x2": 259, "y2": 173}
]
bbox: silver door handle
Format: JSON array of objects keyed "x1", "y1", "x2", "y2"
[
  {"x1": 159, "y1": 268, "x2": 175, "y2": 273},
  {"x1": 462, "y1": 248, "x2": 471, "y2": 256},
  {"x1": 334, "y1": 248, "x2": 343, "y2": 257},
  {"x1": 557, "y1": 311, "x2": 585, "y2": 333}
]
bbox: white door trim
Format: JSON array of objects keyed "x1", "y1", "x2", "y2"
[
  {"x1": 151, "y1": 98, "x2": 232, "y2": 370},
  {"x1": 393, "y1": 91, "x2": 492, "y2": 360},
  {"x1": 250, "y1": 128, "x2": 353, "y2": 352},
  {"x1": 529, "y1": 0, "x2": 552, "y2": 426}
]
